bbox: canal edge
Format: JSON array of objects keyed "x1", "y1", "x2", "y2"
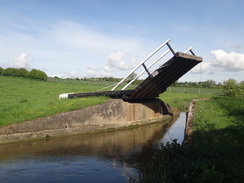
[
  {"x1": 183, "y1": 98, "x2": 210, "y2": 145},
  {"x1": 0, "y1": 99, "x2": 179, "y2": 144}
]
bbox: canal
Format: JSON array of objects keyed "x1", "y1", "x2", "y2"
[{"x1": 0, "y1": 113, "x2": 186, "y2": 183}]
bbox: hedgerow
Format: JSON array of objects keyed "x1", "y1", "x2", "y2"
[{"x1": 0, "y1": 67, "x2": 47, "y2": 81}]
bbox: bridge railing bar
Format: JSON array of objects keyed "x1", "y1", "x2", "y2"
[
  {"x1": 184, "y1": 47, "x2": 195, "y2": 56},
  {"x1": 190, "y1": 50, "x2": 195, "y2": 56},
  {"x1": 121, "y1": 49, "x2": 170, "y2": 90},
  {"x1": 111, "y1": 39, "x2": 171, "y2": 91},
  {"x1": 142, "y1": 63, "x2": 152, "y2": 78},
  {"x1": 166, "y1": 42, "x2": 176, "y2": 55}
]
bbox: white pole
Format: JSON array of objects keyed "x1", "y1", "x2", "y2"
[
  {"x1": 111, "y1": 39, "x2": 171, "y2": 91},
  {"x1": 184, "y1": 47, "x2": 193, "y2": 53},
  {"x1": 121, "y1": 49, "x2": 170, "y2": 90}
]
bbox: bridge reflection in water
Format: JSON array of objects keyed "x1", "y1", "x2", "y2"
[{"x1": 0, "y1": 113, "x2": 185, "y2": 183}]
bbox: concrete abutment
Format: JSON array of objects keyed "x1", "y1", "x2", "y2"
[{"x1": 0, "y1": 99, "x2": 178, "y2": 143}]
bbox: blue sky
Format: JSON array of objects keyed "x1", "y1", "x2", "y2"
[{"x1": 0, "y1": 0, "x2": 244, "y2": 83}]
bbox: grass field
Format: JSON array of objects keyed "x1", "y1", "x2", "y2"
[
  {"x1": 139, "y1": 96, "x2": 244, "y2": 183},
  {"x1": 0, "y1": 76, "x2": 217, "y2": 127},
  {"x1": 2, "y1": 76, "x2": 243, "y2": 182},
  {"x1": 167, "y1": 86, "x2": 221, "y2": 95},
  {"x1": 0, "y1": 76, "x2": 109, "y2": 126},
  {"x1": 159, "y1": 91, "x2": 213, "y2": 110}
]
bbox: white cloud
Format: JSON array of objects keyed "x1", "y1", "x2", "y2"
[
  {"x1": 104, "y1": 65, "x2": 114, "y2": 72},
  {"x1": 0, "y1": 18, "x2": 147, "y2": 79},
  {"x1": 210, "y1": 49, "x2": 244, "y2": 71},
  {"x1": 191, "y1": 50, "x2": 244, "y2": 76},
  {"x1": 105, "y1": 51, "x2": 128, "y2": 71},
  {"x1": 13, "y1": 53, "x2": 32, "y2": 69},
  {"x1": 68, "y1": 71, "x2": 82, "y2": 78},
  {"x1": 108, "y1": 52, "x2": 124, "y2": 62},
  {"x1": 100, "y1": 71, "x2": 111, "y2": 77},
  {"x1": 130, "y1": 56, "x2": 140, "y2": 68},
  {"x1": 104, "y1": 52, "x2": 140, "y2": 72},
  {"x1": 191, "y1": 62, "x2": 211, "y2": 74},
  {"x1": 83, "y1": 66, "x2": 97, "y2": 78},
  {"x1": 108, "y1": 51, "x2": 124, "y2": 70},
  {"x1": 117, "y1": 61, "x2": 129, "y2": 70}
]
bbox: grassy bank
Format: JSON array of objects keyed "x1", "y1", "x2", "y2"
[
  {"x1": 139, "y1": 96, "x2": 244, "y2": 183},
  {"x1": 159, "y1": 91, "x2": 213, "y2": 110},
  {"x1": 1, "y1": 76, "x2": 217, "y2": 127},
  {"x1": 0, "y1": 76, "x2": 108, "y2": 126}
]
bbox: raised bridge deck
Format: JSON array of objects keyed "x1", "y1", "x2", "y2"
[{"x1": 68, "y1": 52, "x2": 202, "y2": 100}]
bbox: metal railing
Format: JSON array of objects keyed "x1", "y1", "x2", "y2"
[
  {"x1": 111, "y1": 39, "x2": 173, "y2": 91},
  {"x1": 184, "y1": 46, "x2": 195, "y2": 55},
  {"x1": 111, "y1": 39, "x2": 194, "y2": 91}
]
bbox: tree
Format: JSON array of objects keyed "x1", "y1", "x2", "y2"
[
  {"x1": 0, "y1": 67, "x2": 4, "y2": 75},
  {"x1": 206, "y1": 80, "x2": 216, "y2": 88},
  {"x1": 27, "y1": 69, "x2": 47, "y2": 81},
  {"x1": 16, "y1": 68, "x2": 28, "y2": 77},
  {"x1": 2, "y1": 68, "x2": 18, "y2": 76},
  {"x1": 201, "y1": 80, "x2": 216, "y2": 88},
  {"x1": 126, "y1": 72, "x2": 137, "y2": 83},
  {"x1": 222, "y1": 79, "x2": 241, "y2": 97}
]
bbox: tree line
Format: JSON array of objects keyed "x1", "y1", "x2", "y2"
[
  {"x1": 0, "y1": 67, "x2": 47, "y2": 81},
  {"x1": 172, "y1": 80, "x2": 222, "y2": 88},
  {"x1": 1, "y1": 66, "x2": 242, "y2": 97},
  {"x1": 172, "y1": 79, "x2": 243, "y2": 97}
]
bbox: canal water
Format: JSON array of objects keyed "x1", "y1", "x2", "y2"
[{"x1": 0, "y1": 113, "x2": 186, "y2": 183}]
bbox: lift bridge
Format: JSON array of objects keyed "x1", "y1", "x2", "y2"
[{"x1": 64, "y1": 39, "x2": 202, "y2": 100}]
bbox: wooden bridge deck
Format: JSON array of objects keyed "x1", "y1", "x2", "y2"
[
  {"x1": 130, "y1": 52, "x2": 202, "y2": 99},
  {"x1": 67, "y1": 52, "x2": 202, "y2": 99}
]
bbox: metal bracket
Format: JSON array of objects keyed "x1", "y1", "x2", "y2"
[
  {"x1": 142, "y1": 63, "x2": 153, "y2": 78},
  {"x1": 166, "y1": 42, "x2": 176, "y2": 55}
]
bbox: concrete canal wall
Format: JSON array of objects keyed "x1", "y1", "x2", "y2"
[{"x1": 0, "y1": 99, "x2": 177, "y2": 143}]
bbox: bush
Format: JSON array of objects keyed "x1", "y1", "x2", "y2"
[
  {"x1": 16, "y1": 68, "x2": 28, "y2": 77},
  {"x1": 2, "y1": 68, "x2": 19, "y2": 76},
  {"x1": 0, "y1": 67, "x2": 4, "y2": 75},
  {"x1": 222, "y1": 79, "x2": 242, "y2": 97},
  {"x1": 26, "y1": 69, "x2": 47, "y2": 81},
  {"x1": 0, "y1": 67, "x2": 47, "y2": 81}
]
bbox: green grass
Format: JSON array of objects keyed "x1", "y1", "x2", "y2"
[
  {"x1": 193, "y1": 96, "x2": 243, "y2": 131},
  {"x1": 0, "y1": 76, "x2": 221, "y2": 127},
  {"x1": 47, "y1": 77, "x2": 139, "y2": 90},
  {"x1": 139, "y1": 96, "x2": 244, "y2": 183},
  {"x1": 167, "y1": 86, "x2": 221, "y2": 95},
  {"x1": 159, "y1": 90, "x2": 213, "y2": 110},
  {"x1": 0, "y1": 76, "x2": 109, "y2": 126}
]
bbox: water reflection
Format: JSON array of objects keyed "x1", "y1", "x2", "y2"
[
  {"x1": 161, "y1": 112, "x2": 186, "y2": 144},
  {"x1": 0, "y1": 113, "x2": 185, "y2": 183}
]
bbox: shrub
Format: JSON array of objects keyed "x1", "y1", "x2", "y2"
[
  {"x1": 2, "y1": 67, "x2": 18, "y2": 76},
  {"x1": 16, "y1": 68, "x2": 28, "y2": 77},
  {"x1": 27, "y1": 69, "x2": 47, "y2": 81},
  {"x1": 1, "y1": 67, "x2": 47, "y2": 81},
  {"x1": 0, "y1": 67, "x2": 4, "y2": 75},
  {"x1": 222, "y1": 79, "x2": 242, "y2": 97}
]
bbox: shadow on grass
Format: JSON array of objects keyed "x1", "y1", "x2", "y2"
[
  {"x1": 139, "y1": 126, "x2": 244, "y2": 183},
  {"x1": 139, "y1": 97, "x2": 244, "y2": 183}
]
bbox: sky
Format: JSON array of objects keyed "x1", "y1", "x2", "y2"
[{"x1": 0, "y1": 0, "x2": 244, "y2": 83}]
